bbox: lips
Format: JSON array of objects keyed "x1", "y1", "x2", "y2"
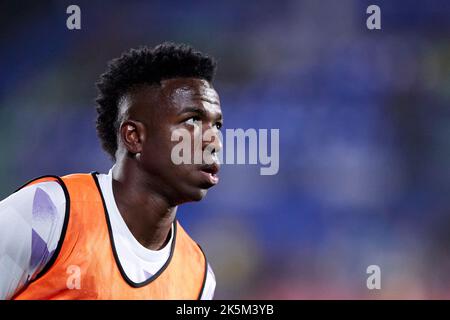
[
  {"x1": 198, "y1": 163, "x2": 220, "y2": 185},
  {"x1": 199, "y1": 163, "x2": 220, "y2": 175}
]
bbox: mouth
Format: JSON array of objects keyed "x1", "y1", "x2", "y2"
[{"x1": 198, "y1": 163, "x2": 220, "y2": 186}]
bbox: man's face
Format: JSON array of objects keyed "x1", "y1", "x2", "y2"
[{"x1": 121, "y1": 78, "x2": 223, "y2": 205}]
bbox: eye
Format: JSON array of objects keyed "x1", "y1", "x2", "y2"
[
  {"x1": 215, "y1": 122, "x2": 223, "y2": 130},
  {"x1": 185, "y1": 116, "x2": 202, "y2": 126}
]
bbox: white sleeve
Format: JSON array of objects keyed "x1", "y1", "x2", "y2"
[
  {"x1": 0, "y1": 181, "x2": 66, "y2": 300},
  {"x1": 200, "y1": 263, "x2": 216, "y2": 300}
]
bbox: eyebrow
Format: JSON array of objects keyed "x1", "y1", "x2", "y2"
[{"x1": 179, "y1": 106, "x2": 223, "y2": 121}]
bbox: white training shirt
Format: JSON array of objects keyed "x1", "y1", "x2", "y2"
[{"x1": 0, "y1": 168, "x2": 216, "y2": 300}]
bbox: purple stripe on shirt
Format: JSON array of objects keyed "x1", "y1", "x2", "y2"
[
  {"x1": 30, "y1": 229, "x2": 50, "y2": 271},
  {"x1": 143, "y1": 270, "x2": 153, "y2": 280},
  {"x1": 32, "y1": 187, "x2": 57, "y2": 222}
]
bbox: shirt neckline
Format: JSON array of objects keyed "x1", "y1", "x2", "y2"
[{"x1": 99, "y1": 167, "x2": 173, "y2": 262}]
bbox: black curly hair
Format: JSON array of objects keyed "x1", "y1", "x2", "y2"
[{"x1": 95, "y1": 42, "x2": 217, "y2": 160}]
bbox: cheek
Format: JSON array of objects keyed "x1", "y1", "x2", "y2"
[
  {"x1": 141, "y1": 132, "x2": 173, "y2": 167},
  {"x1": 192, "y1": 127, "x2": 203, "y2": 151},
  {"x1": 148, "y1": 125, "x2": 175, "y2": 151},
  {"x1": 169, "y1": 126, "x2": 201, "y2": 156}
]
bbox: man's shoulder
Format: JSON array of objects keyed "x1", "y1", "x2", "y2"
[{"x1": 4, "y1": 178, "x2": 67, "y2": 208}]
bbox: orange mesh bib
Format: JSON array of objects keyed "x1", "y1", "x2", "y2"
[{"x1": 13, "y1": 173, "x2": 207, "y2": 300}]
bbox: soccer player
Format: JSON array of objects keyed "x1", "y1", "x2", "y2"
[{"x1": 0, "y1": 43, "x2": 222, "y2": 299}]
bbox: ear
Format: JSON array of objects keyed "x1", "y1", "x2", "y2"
[{"x1": 119, "y1": 120, "x2": 146, "y2": 155}]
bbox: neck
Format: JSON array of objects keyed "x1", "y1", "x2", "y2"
[{"x1": 111, "y1": 159, "x2": 177, "y2": 250}]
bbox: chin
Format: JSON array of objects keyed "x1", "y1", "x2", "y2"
[
  {"x1": 177, "y1": 187, "x2": 208, "y2": 204},
  {"x1": 189, "y1": 188, "x2": 208, "y2": 202}
]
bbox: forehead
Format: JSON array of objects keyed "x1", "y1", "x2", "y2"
[
  {"x1": 160, "y1": 78, "x2": 220, "y2": 111},
  {"x1": 120, "y1": 78, "x2": 221, "y2": 120}
]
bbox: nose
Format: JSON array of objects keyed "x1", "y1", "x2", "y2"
[{"x1": 202, "y1": 126, "x2": 222, "y2": 156}]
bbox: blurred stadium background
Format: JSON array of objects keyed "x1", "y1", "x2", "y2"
[{"x1": 1, "y1": 0, "x2": 450, "y2": 299}]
